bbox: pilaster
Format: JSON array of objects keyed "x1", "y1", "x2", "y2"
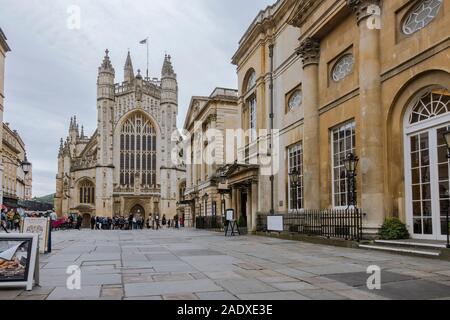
[{"x1": 297, "y1": 37, "x2": 321, "y2": 210}]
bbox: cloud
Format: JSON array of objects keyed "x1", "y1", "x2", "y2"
[{"x1": 0, "y1": 0, "x2": 274, "y2": 197}]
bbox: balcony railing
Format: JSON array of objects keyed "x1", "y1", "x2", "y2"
[{"x1": 257, "y1": 209, "x2": 363, "y2": 241}]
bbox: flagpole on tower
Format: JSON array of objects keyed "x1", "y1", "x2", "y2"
[{"x1": 140, "y1": 37, "x2": 149, "y2": 80}]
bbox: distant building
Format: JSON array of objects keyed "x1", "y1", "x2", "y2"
[
  {"x1": 55, "y1": 50, "x2": 183, "y2": 225},
  {"x1": 181, "y1": 88, "x2": 239, "y2": 227},
  {"x1": 2, "y1": 123, "x2": 32, "y2": 208},
  {"x1": 0, "y1": 28, "x2": 11, "y2": 205}
]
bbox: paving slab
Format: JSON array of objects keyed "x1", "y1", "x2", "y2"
[
  {"x1": 124, "y1": 279, "x2": 223, "y2": 297},
  {"x1": 237, "y1": 291, "x2": 310, "y2": 300},
  {"x1": 47, "y1": 286, "x2": 101, "y2": 300},
  {"x1": 215, "y1": 279, "x2": 277, "y2": 295}
]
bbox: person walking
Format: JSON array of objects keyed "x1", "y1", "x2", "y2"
[
  {"x1": 162, "y1": 215, "x2": 167, "y2": 228},
  {"x1": 91, "y1": 216, "x2": 96, "y2": 230},
  {"x1": 13, "y1": 210, "x2": 21, "y2": 231},
  {"x1": 1, "y1": 209, "x2": 9, "y2": 233},
  {"x1": 155, "y1": 214, "x2": 160, "y2": 230}
]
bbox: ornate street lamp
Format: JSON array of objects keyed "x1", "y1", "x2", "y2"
[
  {"x1": 343, "y1": 153, "x2": 359, "y2": 208},
  {"x1": 443, "y1": 131, "x2": 450, "y2": 248},
  {"x1": 21, "y1": 154, "x2": 32, "y2": 175},
  {"x1": 289, "y1": 168, "x2": 300, "y2": 214}
]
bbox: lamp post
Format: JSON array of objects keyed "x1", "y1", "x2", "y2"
[
  {"x1": 442, "y1": 131, "x2": 450, "y2": 248},
  {"x1": 343, "y1": 153, "x2": 359, "y2": 209},
  {"x1": 289, "y1": 168, "x2": 300, "y2": 214}
]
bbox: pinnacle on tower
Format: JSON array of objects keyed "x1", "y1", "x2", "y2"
[
  {"x1": 99, "y1": 49, "x2": 114, "y2": 74},
  {"x1": 124, "y1": 50, "x2": 135, "y2": 83},
  {"x1": 59, "y1": 138, "x2": 64, "y2": 156},
  {"x1": 81, "y1": 125, "x2": 84, "y2": 138},
  {"x1": 161, "y1": 54, "x2": 176, "y2": 78}
]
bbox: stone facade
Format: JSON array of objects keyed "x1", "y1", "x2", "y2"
[
  {"x1": 54, "y1": 50, "x2": 183, "y2": 222},
  {"x1": 2, "y1": 123, "x2": 32, "y2": 207},
  {"x1": 223, "y1": 0, "x2": 450, "y2": 239},
  {"x1": 0, "y1": 28, "x2": 10, "y2": 206},
  {"x1": 181, "y1": 88, "x2": 239, "y2": 227}
]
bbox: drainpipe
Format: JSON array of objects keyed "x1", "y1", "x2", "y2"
[{"x1": 269, "y1": 43, "x2": 275, "y2": 216}]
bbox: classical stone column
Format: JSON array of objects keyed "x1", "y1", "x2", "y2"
[
  {"x1": 246, "y1": 187, "x2": 252, "y2": 231},
  {"x1": 297, "y1": 38, "x2": 321, "y2": 210},
  {"x1": 348, "y1": 0, "x2": 385, "y2": 233},
  {"x1": 251, "y1": 180, "x2": 258, "y2": 232}
]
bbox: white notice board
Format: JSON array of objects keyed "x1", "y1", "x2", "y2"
[{"x1": 267, "y1": 216, "x2": 283, "y2": 232}]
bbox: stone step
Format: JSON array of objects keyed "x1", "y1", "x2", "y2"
[
  {"x1": 359, "y1": 244, "x2": 441, "y2": 257},
  {"x1": 374, "y1": 240, "x2": 447, "y2": 250}
]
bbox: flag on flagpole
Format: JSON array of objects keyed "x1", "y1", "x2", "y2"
[{"x1": 140, "y1": 38, "x2": 147, "y2": 44}]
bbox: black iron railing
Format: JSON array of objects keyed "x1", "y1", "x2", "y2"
[
  {"x1": 257, "y1": 209, "x2": 363, "y2": 241},
  {"x1": 195, "y1": 216, "x2": 224, "y2": 231}
]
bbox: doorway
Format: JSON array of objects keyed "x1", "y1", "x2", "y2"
[
  {"x1": 240, "y1": 190, "x2": 248, "y2": 227},
  {"x1": 404, "y1": 87, "x2": 450, "y2": 240},
  {"x1": 130, "y1": 204, "x2": 145, "y2": 220}
]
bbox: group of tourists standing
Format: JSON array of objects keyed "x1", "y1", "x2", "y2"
[
  {"x1": 0, "y1": 209, "x2": 21, "y2": 232},
  {"x1": 87, "y1": 213, "x2": 183, "y2": 231}
]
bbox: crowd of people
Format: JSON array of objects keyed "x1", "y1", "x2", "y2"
[
  {"x1": 0, "y1": 208, "x2": 57, "y2": 233},
  {"x1": 88, "y1": 213, "x2": 183, "y2": 231},
  {"x1": 1, "y1": 208, "x2": 185, "y2": 233}
]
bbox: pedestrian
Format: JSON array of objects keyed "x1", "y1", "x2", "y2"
[
  {"x1": 127, "y1": 214, "x2": 132, "y2": 230},
  {"x1": 155, "y1": 214, "x2": 160, "y2": 230},
  {"x1": 91, "y1": 216, "x2": 96, "y2": 230},
  {"x1": 76, "y1": 214, "x2": 82, "y2": 230},
  {"x1": 6, "y1": 210, "x2": 14, "y2": 230},
  {"x1": 162, "y1": 214, "x2": 167, "y2": 228},
  {"x1": 1, "y1": 209, "x2": 9, "y2": 233},
  {"x1": 174, "y1": 214, "x2": 179, "y2": 229},
  {"x1": 13, "y1": 210, "x2": 21, "y2": 231}
]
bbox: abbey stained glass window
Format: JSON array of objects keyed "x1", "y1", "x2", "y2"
[
  {"x1": 120, "y1": 113, "x2": 157, "y2": 187},
  {"x1": 79, "y1": 180, "x2": 95, "y2": 204}
]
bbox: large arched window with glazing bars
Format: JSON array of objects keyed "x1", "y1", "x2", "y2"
[
  {"x1": 79, "y1": 180, "x2": 95, "y2": 204},
  {"x1": 120, "y1": 113, "x2": 157, "y2": 187}
]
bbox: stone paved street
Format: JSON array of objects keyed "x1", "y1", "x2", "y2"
[{"x1": 2, "y1": 229, "x2": 450, "y2": 300}]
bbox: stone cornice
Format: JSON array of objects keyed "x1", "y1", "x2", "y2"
[
  {"x1": 232, "y1": 0, "x2": 294, "y2": 66},
  {"x1": 0, "y1": 28, "x2": 11, "y2": 53},
  {"x1": 287, "y1": 0, "x2": 323, "y2": 28},
  {"x1": 296, "y1": 37, "x2": 321, "y2": 67},
  {"x1": 347, "y1": 0, "x2": 381, "y2": 24}
]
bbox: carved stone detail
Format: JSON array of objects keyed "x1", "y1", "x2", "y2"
[
  {"x1": 296, "y1": 38, "x2": 321, "y2": 68},
  {"x1": 347, "y1": 0, "x2": 381, "y2": 24}
]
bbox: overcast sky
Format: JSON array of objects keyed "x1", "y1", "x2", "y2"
[{"x1": 0, "y1": 0, "x2": 274, "y2": 197}]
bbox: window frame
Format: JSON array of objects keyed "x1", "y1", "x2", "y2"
[
  {"x1": 331, "y1": 120, "x2": 356, "y2": 209},
  {"x1": 287, "y1": 143, "x2": 304, "y2": 212}
]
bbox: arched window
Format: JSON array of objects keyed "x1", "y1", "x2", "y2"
[
  {"x1": 79, "y1": 180, "x2": 95, "y2": 204},
  {"x1": 244, "y1": 69, "x2": 257, "y2": 93},
  {"x1": 120, "y1": 112, "x2": 157, "y2": 187},
  {"x1": 402, "y1": 0, "x2": 443, "y2": 35},
  {"x1": 409, "y1": 88, "x2": 450, "y2": 125},
  {"x1": 288, "y1": 89, "x2": 302, "y2": 111}
]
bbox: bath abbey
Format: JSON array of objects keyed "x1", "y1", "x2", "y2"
[{"x1": 54, "y1": 50, "x2": 183, "y2": 225}]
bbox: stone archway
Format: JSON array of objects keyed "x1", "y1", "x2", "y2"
[{"x1": 130, "y1": 204, "x2": 145, "y2": 220}]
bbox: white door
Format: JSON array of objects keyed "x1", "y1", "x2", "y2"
[{"x1": 404, "y1": 87, "x2": 450, "y2": 240}]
